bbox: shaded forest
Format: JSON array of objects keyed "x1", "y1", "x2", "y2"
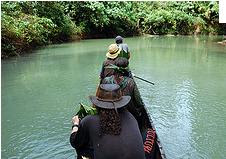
[{"x1": 1, "y1": 1, "x2": 226, "y2": 58}]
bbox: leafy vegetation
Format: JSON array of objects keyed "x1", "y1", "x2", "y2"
[
  {"x1": 1, "y1": 1, "x2": 225, "y2": 58},
  {"x1": 1, "y1": 2, "x2": 83, "y2": 58}
]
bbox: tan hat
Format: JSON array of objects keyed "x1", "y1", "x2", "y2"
[{"x1": 106, "y1": 44, "x2": 121, "y2": 59}]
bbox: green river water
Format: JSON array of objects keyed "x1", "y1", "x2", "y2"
[{"x1": 2, "y1": 36, "x2": 226, "y2": 159}]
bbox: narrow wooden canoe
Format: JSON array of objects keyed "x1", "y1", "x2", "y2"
[
  {"x1": 137, "y1": 93, "x2": 166, "y2": 159},
  {"x1": 142, "y1": 112, "x2": 166, "y2": 159}
]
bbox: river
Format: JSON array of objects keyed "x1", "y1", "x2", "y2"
[{"x1": 2, "y1": 36, "x2": 226, "y2": 159}]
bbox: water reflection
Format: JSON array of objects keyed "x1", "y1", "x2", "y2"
[{"x1": 173, "y1": 80, "x2": 195, "y2": 158}]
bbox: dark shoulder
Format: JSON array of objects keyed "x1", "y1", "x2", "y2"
[
  {"x1": 103, "y1": 58, "x2": 116, "y2": 66},
  {"x1": 80, "y1": 115, "x2": 99, "y2": 127},
  {"x1": 121, "y1": 110, "x2": 136, "y2": 122},
  {"x1": 126, "y1": 77, "x2": 135, "y2": 86},
  {"x1": 120, "y1": 111, "x2": 139, "y2": 129}
]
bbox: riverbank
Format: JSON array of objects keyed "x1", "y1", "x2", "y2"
[{"x1": 2, "y1": 1, "x2": 226, "y2": 59}]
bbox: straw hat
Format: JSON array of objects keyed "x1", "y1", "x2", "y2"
[
  {"x1": 89, "y1": 84, "x2": 131, "y2": 109},
  {"x1": 106, "y1": 44, "x2": 121, "y2": 59}
]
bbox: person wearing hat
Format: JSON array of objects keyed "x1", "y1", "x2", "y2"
[
  {"x1": 70, "y1": 84, "x2": 145, "y2": 159},
  {"x1": 101, "y1": 59, "x2": 154, "y2": 158},
  {"x1": 100, "y1": 43, "x2": 133, "y2": 81},
  {"x1": 99, "y1": 44, "x2": 121, "y2": 81},
  {"x1": 115, "y1": 35, "x2": 131, "y2": 60},
  {"x1": 102, "y1": 58, "x2": 151, "y2": 132}
]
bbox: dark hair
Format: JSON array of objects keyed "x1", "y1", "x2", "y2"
[
  {"x1": 97, "y1": 107, "x2": 125, "y2": 135},
  {"x1": 115, "y1": 57, "x2": 129, "y2": 68},
  {"x1": 115, "y1": 57, "x2": 129, "y2": 76},
  {"x1": 115, "y1": 36, "x2": 123, "y2": 44}
]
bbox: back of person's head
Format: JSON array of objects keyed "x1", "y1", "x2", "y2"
[
  {"x1": 89, "y1": 84, "x2": 131, "y2": 135},
  {"x1": 115, "y1": 36, "x2": 123, "y2": 44},
  {"x1": 115, "y1": 57, "x2": 129, "y2": 68},
  {"x1": 115, "y1": 57, "x2": 129, "y2": 76}
]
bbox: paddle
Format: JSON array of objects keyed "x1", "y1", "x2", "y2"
[{"x1": 132, "y1": 73, "x2": 155, "y2": 85}]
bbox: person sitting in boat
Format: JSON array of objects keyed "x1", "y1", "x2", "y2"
[
  {"x1": 70, "y1": 84, "x2": 145, "y2": 159},
  {"x1": 115, "y1": 35, "x2": 130, "y2": 59},
  {"x1": 100, "y1": 44, "x2": 132, "y2": 81},
  {"x1": 101, "y1": 59, "x2": 158, "y2": 159},
  {"x1": 99, "y1": 44, "x2": 121, "y2": 81},
  {"x1": 102, "y1": 57, "x2": 151, "y2": 132}
]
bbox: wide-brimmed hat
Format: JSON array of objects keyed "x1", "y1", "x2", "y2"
[
  {"x1": 106, "y1": 44, "x2": 121, "y2": 59},
  {"x1": 89, "y1": 84, "x2": 131, "y2": 109}
]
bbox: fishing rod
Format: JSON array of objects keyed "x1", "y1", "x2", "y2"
[{"x1": 133, "y1": 74, "x2": 155, "y2": 85}]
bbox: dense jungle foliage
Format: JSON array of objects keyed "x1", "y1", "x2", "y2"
[{"x1": 1, "y1": 1, "x2": 226, "y2": 58}]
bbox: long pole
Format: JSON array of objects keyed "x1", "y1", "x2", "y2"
[{"x1": 133, "y1": 75, "x2": 155, "y2": 85}]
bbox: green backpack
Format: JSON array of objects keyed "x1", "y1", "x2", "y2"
[{"x1": 118, "y1": 49, "x2": 129, "y2": 59}]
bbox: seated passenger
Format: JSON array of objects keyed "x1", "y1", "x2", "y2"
[
  {"x1": 99, "y1": 44, "x2": 121, "y2": 81},
  {"x1": 102, "y1": 58, "x2": 151, "y2": 132},
  {"x1": 70, "y1": 84, "x2": 145, "y2": 159},
  {"x1": 115, "y1": 35, "x2": 131, "y2": 59}
]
